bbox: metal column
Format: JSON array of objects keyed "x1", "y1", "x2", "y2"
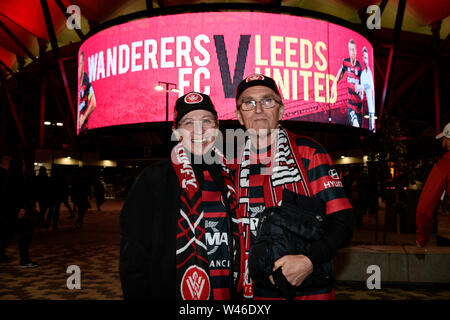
[
  {"x1": 432, "y1": 21, "x2": 442, "y2": 134},
  {"x1": 40, "y1": 76, "x2": 46, "y2": 148},
  {"x1": 379, "y1": 0, "x2": 407, "y2": 117},
  {"x1": 0, "y1": 70, "x2": 28, "y2": 148},
  {"x1": 40, "y1": 0, "x2": 77, "y2": 130}
]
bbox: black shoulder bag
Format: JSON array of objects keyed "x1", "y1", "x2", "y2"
[{"x1": 248, "y1": 188, "x2": 333, "y2": 299}]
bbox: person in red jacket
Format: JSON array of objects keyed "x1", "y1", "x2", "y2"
[{"x1": 416, "y1": 122, "x2": 450, "y2": 247}]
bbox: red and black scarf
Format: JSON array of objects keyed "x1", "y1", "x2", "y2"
[
  {"x1": 172, "y1": 143, "x2": 242, "y2": 300},
  {"x1": 234, "y1": 127, "x2": 312, "y2": 298}
]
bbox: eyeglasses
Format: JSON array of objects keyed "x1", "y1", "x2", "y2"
[
  {"x1": 178, "y1": 117, "x2": 217, "y2": 130},
  {"x1": 239, "y1": 97, "x2": 281, "y2": 111}
]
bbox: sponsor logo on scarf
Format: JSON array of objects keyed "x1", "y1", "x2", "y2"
[{"x1": 174, "y1": 144, "x2": 198, "y2": 189}]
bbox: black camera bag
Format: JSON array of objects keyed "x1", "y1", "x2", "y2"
[{"x1": 248, "y1": 189, "x2": 333, "y2": 299}]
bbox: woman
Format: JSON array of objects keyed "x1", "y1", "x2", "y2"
[{"x1": 119, "y1": 92, "x2": 241, "y2": 300}]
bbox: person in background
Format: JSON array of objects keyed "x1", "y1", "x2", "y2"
[
  {"x1": 78, "y1": 51, "x2": 96, "y2": 133},
  {"x1": 46, "y1": 167, "x2": 73, "y2": 229},
  {"x1": 35, "y1": 166, "x2": 50, "y2": 228},
  {"x1": 416, "y1": 122, "x2": 450, "y2": 247},
  {"x1": 4, "y1": 157, "x2": 38, "y2": 267},
  {"x1": 61, "y1": 170, "x2": 75, "y2": 219},
  {"x1": 360, "y1": 47, "x2": 376, "y2": 132},
  {"x1": 93, "y1": 175, "x2": 106, "y2": 212},
  {"x1": 71, "y1": 167, "x2": 91, "y2": 229},
  {"x1": 332, "y1": 39, "x2": 364, "y2": 128}
]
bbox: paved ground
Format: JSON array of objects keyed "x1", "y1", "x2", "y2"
[
  {"x1": 0, "y1": 200, "x2": 121, "y2": 300},
  {"x1": 0, "y1": 199, "x2": 449, "y2": 300}
]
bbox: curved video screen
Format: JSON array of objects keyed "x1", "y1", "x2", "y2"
[{"x1": 77, "y1": 12, "x2": 375, "y2": 134}]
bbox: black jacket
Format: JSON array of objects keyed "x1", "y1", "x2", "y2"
[{"x1": 119, "y1": 159, "x2": 179, "y2": 300}]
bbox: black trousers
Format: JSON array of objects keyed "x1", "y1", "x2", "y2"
[
  {"x1": 38, "y1": 200, "x2": 50, "y2": 227},
  {"x1": 62, "y1": 199, "x2": 74, "y2": 216},
  {"x1": 17, "y1": 216, "x2": 34, "y2": 264},
  {"x1": 0, "y1": 216, "x2": 14, "y2": 256},
  {"x1": 46, "y1": 201, "x2": 61, "y2": 228},
  {"x1": 95, "y1": 194, "x2": 105, "y2": 210},
  {"x1": 76, "y1": 201, "x2": 89, "y2": 224}
]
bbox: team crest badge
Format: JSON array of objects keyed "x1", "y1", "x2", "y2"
[
  {"x1": 246, "y1": 74, "x2": 264, "y2": 82},
  {"x1": 181, "y1": 265, "x2": 210, "y2": 300},
  {"x1": 184, "y1": 92, "x2": 203, "y2": 104}
]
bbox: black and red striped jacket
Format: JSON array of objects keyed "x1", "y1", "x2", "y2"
[{"x1": 232, "y1": 129, "x2": 354, "y2": 300}]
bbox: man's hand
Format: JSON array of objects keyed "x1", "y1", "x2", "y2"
[{"x1": 269, "y1": 254, "x2": 313, "y2": 287}]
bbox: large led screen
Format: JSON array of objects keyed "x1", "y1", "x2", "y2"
[{"x1": 77, "y1": 12, "x2": 375, "y2": 134}]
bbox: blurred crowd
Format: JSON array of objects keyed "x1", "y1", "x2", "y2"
[{"x1": 0, "y1": 156, "x2": 138, "y2": 268}]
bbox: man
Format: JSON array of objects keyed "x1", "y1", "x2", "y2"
[
  {"x1": 332, "y1": 39, "x2": 363, "y2": 128},
  {"x1": 3, "y1": 157, "x2": 38, "y2": 267},
  {"x1": 120, "y1": 92, "x2": 241, "y2": 300},
  {"x1": 71, "y1": 167, "x2": 91, "y2": 229},
  {"x1": 360, "y1": 47, "x2": 376, "y2": 132},
  {"x1": 35, "y1": 166, "x2": 50, "y2": 228},
  {"x1": 78, "y1": 51, "x2": 96, "y2": 133},
  {"x1": 416, "y1": 122, "x2": 450, "y2": 247},
  {"x1": 234, "y1": 74, "x2": 354, "y2": 300}
]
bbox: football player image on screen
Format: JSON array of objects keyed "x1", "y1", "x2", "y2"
[
  {"x1": 360, "y1": 47, "x2": 376, "y2": 132},
  {"x1": 78, "y1": 51, "x2": 96, "y2": 133},
  {"x1": 332, "y1": 39, "x2": 363, "y2": 128}
]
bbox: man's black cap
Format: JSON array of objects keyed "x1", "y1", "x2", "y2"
[{"x1": 236, "y1": 74, "x2": 281, "y2": 102}]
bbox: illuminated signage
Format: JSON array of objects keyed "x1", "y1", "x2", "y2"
[{"x1": 77, "y1": 12, "x2": 375, "y2": 134}]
